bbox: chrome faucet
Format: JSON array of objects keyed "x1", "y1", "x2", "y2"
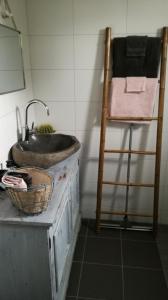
[{"x1": 25, "y1": 99, "x2": 50, "y2": 141}]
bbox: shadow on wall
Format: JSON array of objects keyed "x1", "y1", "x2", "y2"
[{"x1": 79, "y1": 29, "x2": 104, "y2": 218}]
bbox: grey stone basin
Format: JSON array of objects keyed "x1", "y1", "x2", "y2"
[{"x1": 12, "y1": 134, "x2": 81, "y2": 168}]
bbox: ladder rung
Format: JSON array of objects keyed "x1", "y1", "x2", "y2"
[
  {"x1": 102, "y1": 181, "x2": 154, "y2": 187},
  {"x1": 104, "y1": 149, "x2": 156, "y2": 155},
  {"x1": 107, "y1": 116, "x2": 158, "y2": 121},
  {"x1": 101, "y1": 210, "x2": 153, "y2": 218}
]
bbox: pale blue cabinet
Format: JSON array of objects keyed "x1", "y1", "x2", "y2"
[
  {"x1": 0, "y1": 154, "x2": 81, "y2": 300},
  {"x1": 69, "y1": 168, "x2": 80, "y2": 230},
  {"x1": 53, "y1": 194, "x2": 71, "y2": 289}
]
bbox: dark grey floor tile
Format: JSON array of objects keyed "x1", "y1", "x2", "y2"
[
  {"x1": 73, "y1": 236, "x2": 85, "y2": 261},
  {"x1": 158, "y1": 248, "x2": 168, "y2": 268},
  {"x1": 158, "y1": 225, "x2": 168, "y2": 234},
  {"x1": 121, "y1": 229, "x2": 155, "y2": 242},
  {"x1": 87, "y1": 220, "x2": 121, "y2": 239},
  {"x1": 78, "y1": 298, "x2": 101, "y2": 300},
  {"x1": 84, "y1": 237, "x2": 121, "y2": 265},
  {"x1": 124, "y1": 267, "x2": 168, "y2": 300},
  {"x1": 123, "y1": 240, "x2": 162, "y2": 269},
  {"x1": 79, "y1": 219, "x2": 89, "y2": 236},
  {"x1": 157, "y1": 232, "x2": 168, "y2": 248},
  {"x1": 164, "y1": 269, "x2": 168, "y2": 287},
  {"x1": 66, "y1": 298, "x2": 76, "y2": 300},
  {"x1": 66, "y1": 262, "x2": 81, "y2": 297},
  {"x1": 78, "y1": 263, "x2": 122, "y2": 300}
]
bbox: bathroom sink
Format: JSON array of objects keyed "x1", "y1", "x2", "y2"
[{"x1": 12, "y1": 134, "x2": 81, "y2": 168}]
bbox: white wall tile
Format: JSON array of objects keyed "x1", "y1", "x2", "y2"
[
  {"x1": 75, "y1": 101, "x2": 101, "y2": 130},
  {"x1": 0, "y1": 112, "x2": 18, "y2": 165},
  {"x1": 74, "y1": 0, "x2": 127, "y2": 34},
  {"x1": 80, "y1": 157, "x2": 128, "y2": 186},
  {"x1": 127, "y1": 188, "x2": 154, "y2": 212},
  {"x1": 74, "y1": 35, "x2": 104, "y2": 69},
  {"x1": 130, "y1": 158, "x2": 155, "y2": 183},
  {"x1": 80, "y1": 181, "x2": 154, "y2": 221},
  {"x1": 160, "y1": 159, "x2": 168, "y2": 187},
  {"x1": 159, "y1": 187, "x2": 168, "y2": 223},
  {"x1": 32, "y1": 70, "x2": 74, "y2": 101},
  {"x1": 22, "y1": 34, "x2": 31, "y2": 70},
  {"x1": 76, "y1": 127, "x2": 122, "y2": 160},
  {"x1": 30, "y1": 36, "x2": 74, "y2": 69},
  {"x1": 121, "y1": 125, "x2": 157, "y2": 152},
  {"x1": 35, "y1": 101, "x2": 75, "y2": 131},
  {"x1": 27, "y1": 0, "x2": 73, "y2": 35},
  {"x1": 75, "y1": 70, "x2": 103, "y2": 101},
  {"x1": 127, "y1": 0, "x2": 168, "y2": 34}
]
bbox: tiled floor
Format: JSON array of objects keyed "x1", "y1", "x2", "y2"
[
  {"x1": 157, "y1": 225, "x2": 168, "y2": 287},
  {"x1": 66, "y1": 219, "x2": 168, "y2": 300}
]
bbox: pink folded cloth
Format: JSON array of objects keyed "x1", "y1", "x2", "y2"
[
  {"x1": 126, "y1": 77, "x2": 146, "y2": 92},
  {"x1": 109, "y1": 78, "x2": 158, "y2": 124},
  {"x1": 2, "y1": 174, "x2": 27, "y2": 191}
]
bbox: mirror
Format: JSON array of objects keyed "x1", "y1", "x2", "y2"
[{"x1": 0, "y1": 23, "x2": 25, "y2": 94}]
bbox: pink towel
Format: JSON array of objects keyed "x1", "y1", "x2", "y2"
[
  {"x1": 126, "y1": 77, "x2": 146, "y2": 92},
  {"x1": 2, "y1": 175, "x2": 27, "y2": 190},
  {"x1": 109, "y1": 78, "x2": 158, "y2": 124}
]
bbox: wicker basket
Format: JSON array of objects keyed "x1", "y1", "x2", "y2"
[{"x1": 7, "y1": 167, "x2": 53, "y2": 215}]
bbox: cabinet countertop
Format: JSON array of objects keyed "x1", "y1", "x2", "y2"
[{"x1": 0, "y1": 151, "x2": 80, "y2": 228}]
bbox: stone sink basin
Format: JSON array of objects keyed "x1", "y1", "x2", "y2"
[{"x1": 12, "y1": 134, "x2": 81, "y2": 168}]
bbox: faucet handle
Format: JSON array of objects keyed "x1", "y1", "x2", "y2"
[{"x1": 31, "y1": 122, "x2": 34, "y2": 130}]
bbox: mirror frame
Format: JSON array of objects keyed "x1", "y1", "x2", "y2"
[{"x1": 0, "y1": 23, "x2": 26, "y2": 95}]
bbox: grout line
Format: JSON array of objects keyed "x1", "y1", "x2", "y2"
[
  {"x1": 76, "y1": 219, "x2": 89, "y2": 298},
  {"x1": 123, "y1": 265, "x2": 162, "y2": 271},
  {"x1": 126, "y1": 0, "x2": 128, "y2": 34},
  {"x1": 67, "y1": 297, "x2": 106, "y2": 300},
  {"x1": 122, "y1": 238, "x2": 156, "y2": 243},
  {"x1": 120, "y1": 230, "x2": 125, "y2": 300},
  {"x1": 27, "y1": 32, "x2": 158, "y2": 37},
  {"x1": 72, "y1": 0, "x2": 77, "y2": 135},
  {"x1": 78, "y1": 297, "x2": 105, "y2": 300},
  {"x1": 86, "y1": 235, "x2": 121, "y2": 240},
  {"x1": 73, "y1": 260, "x2": 122, "y2": 267},
  {"x1": 72, "y1": 260, "x2": 162, "y2": 272},
  {"x1": 30, "y1": 68, "x2": 103, "y2": 71}
]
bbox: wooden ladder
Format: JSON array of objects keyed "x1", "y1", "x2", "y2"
[{"x1": 96, "y1": 27, "x2": 168, "y2": 235}]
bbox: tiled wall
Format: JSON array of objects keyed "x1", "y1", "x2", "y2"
[
  {"x1": 0, "y1": 0, "x2": 34, "y2": 167},
  {"x1": 26, "y1": 0, "x2": 168, "y2": 223}
]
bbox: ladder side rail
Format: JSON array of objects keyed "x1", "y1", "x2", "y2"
[
  {"x1": 96, "y1": 27, "x2": 111, "y2": 232},
  {"x1": 153, "y1": 27, "x2": 168, "y2": 235}
]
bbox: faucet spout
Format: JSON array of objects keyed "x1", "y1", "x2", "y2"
[{"x1": 25, "y1": 99, "x2": 50, "y2": 141}]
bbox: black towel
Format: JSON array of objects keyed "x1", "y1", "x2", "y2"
[
  {"x1": 112, "y1": 36, "x2": 161, "y2": 78},
  {"x1": 126, "y1": 36, "x2": 147, "y2": 57},
  {"x1": 145, "y1": 37, "x2": 161, "y2": 77}
]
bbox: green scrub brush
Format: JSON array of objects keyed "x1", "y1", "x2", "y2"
[{"x1": 36, "y1": 123, "x2": 56, "y2": 134}]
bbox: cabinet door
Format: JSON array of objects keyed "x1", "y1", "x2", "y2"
[
  {"x1": 69, "y1": 168, "x2": 80, "y2": 230},
  {"x1": 53, "y1": 197, "x2": 70, "y2": 289}
]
